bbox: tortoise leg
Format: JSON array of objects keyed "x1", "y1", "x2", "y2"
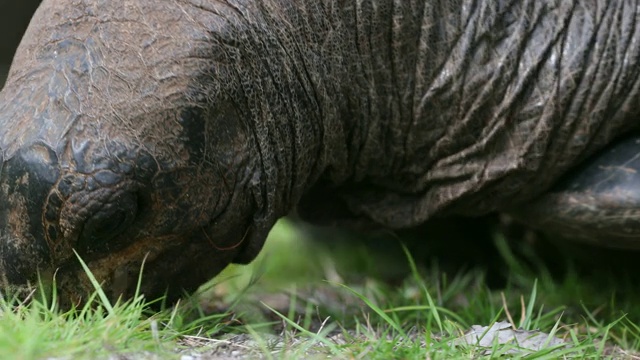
[{"x1": 513, "y1": 135, "x2": 640, "y2": 249}]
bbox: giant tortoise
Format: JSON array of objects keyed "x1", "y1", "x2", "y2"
[{"x1": 0, "y1": 0, "x2": 640, "y2": 304}]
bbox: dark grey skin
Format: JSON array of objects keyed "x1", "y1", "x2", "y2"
[{"x1": 1, "y1": 0, "x2": 640, "y2": 304}]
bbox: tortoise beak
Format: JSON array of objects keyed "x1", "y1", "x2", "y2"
[{"x1": 0, "y1": 142, "x2": 59, "y2": 293}]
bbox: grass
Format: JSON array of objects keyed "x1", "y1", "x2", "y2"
[{"x1": 1, "y1": 219, "x2": 640, "y2": 359}]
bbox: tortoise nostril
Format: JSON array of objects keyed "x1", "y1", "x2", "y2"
[{"x1": 79, "y1": 191, "x2": 138, "y2": 252}]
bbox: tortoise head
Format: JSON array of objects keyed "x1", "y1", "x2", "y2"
[
  {"x1": 0, "y1": 0, "x2": 274, "y2": 305},
  {"x1": 0, "y1": 119, "x2": 264, "y2": 306}
]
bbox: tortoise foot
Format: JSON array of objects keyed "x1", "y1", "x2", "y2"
[{"x1": 514, "y1": 135, "x2": 640, "y2": 249}]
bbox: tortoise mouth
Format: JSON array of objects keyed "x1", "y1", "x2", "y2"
[
  {"x1": 48, "y1": 229, "x2": 240, "y2": 307},
  {"x1": 52, "y1": 234, "x2": 190, "y2": 306}
]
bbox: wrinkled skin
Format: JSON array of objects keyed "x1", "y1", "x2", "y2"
[{"x1": 1, "y1": 0, "x2": 640, "y2": 304}]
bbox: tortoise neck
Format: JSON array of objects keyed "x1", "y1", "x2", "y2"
[{"x1": 224, "y1": 1, "x2": 358, "y2": 220}]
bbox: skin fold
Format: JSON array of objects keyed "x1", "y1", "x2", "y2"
[{"x1": 0, "y1": 0, "x2": 639, "y2": 303}]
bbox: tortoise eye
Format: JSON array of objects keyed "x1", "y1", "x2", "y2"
[{"x1": 79, "y1": 191, "x2": 138, "y2": 253}]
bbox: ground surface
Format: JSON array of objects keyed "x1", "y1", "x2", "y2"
[{"x1": 2, "y1": 219, "x2": 640, "y2": 359}]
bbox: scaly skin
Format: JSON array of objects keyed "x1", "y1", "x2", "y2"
[{"x1": 0, "y1": 0, "x2": 640, "y2": 303}]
